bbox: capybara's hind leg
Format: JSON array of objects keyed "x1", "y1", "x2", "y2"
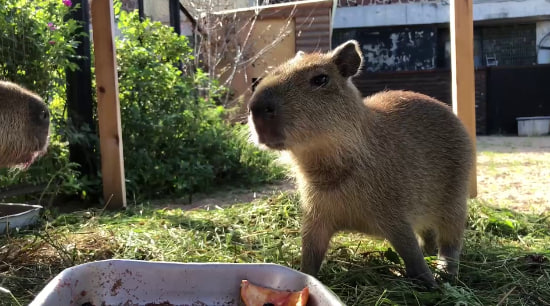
[
  {"x1": 418, "y1": 228, "x2": 438, "y2": 256},
  {"x1": 436, "y1": 200, "x2": 467, "y2": 275},
  {"x1": 385, "y1": 223, "x2": 437, "y2": 287}
]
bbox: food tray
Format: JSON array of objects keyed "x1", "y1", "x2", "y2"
[
  {"x1": 31, "y1": 259, "x2": 344, "y2": 306},
  {"x1": 0, "y1": 203, "x2": 42, "y2": 234}
]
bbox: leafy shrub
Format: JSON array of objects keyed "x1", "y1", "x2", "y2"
[
  {"x1": 0, "y1": 0, "x2": 81, "y2": 101},
  {"x1": 1, "y1": 4, "x2": 283, "y2": 203},
  {"x1": 0, "y1": 140, "x2": 84, "y2": 202},
  {"x1": 116, "y1": 11, "x2": 283, "y2": 199}
]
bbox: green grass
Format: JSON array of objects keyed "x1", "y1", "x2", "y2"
[{"x1": 1, "y1": 193, "x2": 549, "y2": 305}]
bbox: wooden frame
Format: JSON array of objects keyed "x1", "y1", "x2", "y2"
[
  {"x1": 89, "y1": 0, "x2": 476, "y2": 209},
  {"x1": 450, "y1": 0, "x2": 477, "y2": 197},
  {"x1": 91, "y1": 0, "x2": 127, "y2": 209}
]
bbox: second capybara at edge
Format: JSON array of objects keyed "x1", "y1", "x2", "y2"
[
  {"x1": 0, "y1": 80, "x2": 50, "y2": 169},
  {"x1": 247, "y1": 40, "x2": 474, "y2": 287}
]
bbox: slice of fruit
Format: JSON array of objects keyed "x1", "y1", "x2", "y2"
[{"x1": 240, "y1": 280, "x2": 309, "y2": 306}]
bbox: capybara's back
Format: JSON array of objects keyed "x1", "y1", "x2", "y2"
[
  {"x1": 364, "y1": 89, "x2": 473, "y2": 225},
  {"x1": 247, "y1": 40, "x2": 474, "y2": 287}
]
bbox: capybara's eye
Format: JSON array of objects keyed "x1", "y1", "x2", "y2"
[
  {"x1": 310, "y1": 74, "x2": 329, "y2": 87},
  {"x1": 265, "y1": 105, "x2": 275, "y2": 114}
]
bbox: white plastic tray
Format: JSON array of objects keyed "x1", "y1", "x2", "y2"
[
  {"x1": 31, "y1": 259, "x2": 344, "y2": 306},
  {"x1": 0, "y1": 203, "x2": 42, "y2": 234}
]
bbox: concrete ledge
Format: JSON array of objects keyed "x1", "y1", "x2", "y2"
[{"x1": 334, "y1": 0, "x2": 550, "y2": 28}]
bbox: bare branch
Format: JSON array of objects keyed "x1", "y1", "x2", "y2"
[{"x1": 192, "y1": 2, "x2": 319, "y2": 109}]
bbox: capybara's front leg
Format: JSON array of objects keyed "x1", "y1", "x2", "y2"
[{"x1": 300, "y1": 217, "x2": 334, "y2": 277}]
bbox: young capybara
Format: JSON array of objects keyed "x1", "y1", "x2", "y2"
[
  {"x1": 0, "y1": 80, "x2": 50, "y2": 169},
  {"x1": 247, "y1": 40, "x2": 474, "y2": 286}
]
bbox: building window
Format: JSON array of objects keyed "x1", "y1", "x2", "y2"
[
  {"x1": 437, "y1": 24, "x2": 537, "y2": 69},
  {"x1": 333, "y1": 26, "x2": 437, "y2": 73},
  {"x1": 437, "y1": 29, "x2": 483, "y2": 69}
]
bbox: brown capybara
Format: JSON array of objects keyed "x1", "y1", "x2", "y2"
[
  {"x1": 0, "y1": 80, "x2": 50, "y2": 169},
  {"x1": 247, "y1": 40, "x2": 474, "y2": 287}
]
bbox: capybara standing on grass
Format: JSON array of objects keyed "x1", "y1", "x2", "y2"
[
  {"x1": 0, "y1": 81, "x2": 50, "y2": 169},
  {"x1": 247, "y1": 40, "x2": 474, "y2": 286}
]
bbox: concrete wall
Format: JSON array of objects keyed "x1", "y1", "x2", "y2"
[
  {"x1": 335, "y1": 23, "x2": 537, "y2": 72},
  {"x1": 334, "y1": 0, "x2": 550, "y2": 28},
  {"x1": 537, "y1": 21, "x2": 550, "y2": 64},
  {"x1": 143, "y1": 0, "x2": 194, "y2": 36}
]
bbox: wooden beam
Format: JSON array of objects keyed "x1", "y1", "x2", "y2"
[
  {"x1": 169, "y1": 0, "x2": 181, "y2": 36},
  {"x1": 450, "y1": 0, "x2": 477, "y2": 198},
  {"x1": 90, "y1": 0, "x2": 127, "y2": 208}
]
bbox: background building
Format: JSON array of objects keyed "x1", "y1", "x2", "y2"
[
  {"x1": 127, "y1": 0, "x2": 550, "y2": 134},
  {"x1": 333, "y1": 0, "x2": 550, "y2": 134}
]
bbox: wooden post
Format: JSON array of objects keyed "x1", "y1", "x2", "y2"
[
  {"x1": 91, "y1": 0, "x2": 127, "y2": 208},
  {"x1": 450, "y1": 0, "x2": 477, "y2": 198},
  {"x1": 169, "y1": 0, "x2": 181, "y2": 36}
]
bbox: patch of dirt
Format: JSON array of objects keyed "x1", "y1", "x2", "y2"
[
  {"x1": 477, "y1": 136, "x2": 550, "y2": 153},
  {"x1": 158, "y1": 136, "x2": 549, "y2": 214},
  {"x1": 156, "y1": 180, "x2": 296, "y2": 211},
  {"x1": 476, "y1": 136, "x2": 550, "y2": 214}
]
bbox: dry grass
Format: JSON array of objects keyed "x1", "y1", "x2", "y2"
[{"x1": 0, "y1": 136, "x2": 549, "y2": 305}]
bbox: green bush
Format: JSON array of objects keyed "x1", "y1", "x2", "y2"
[
  {"x1": 0, "y1": 0, "x2": 81, "y2": 101},
  {"x1": 116, "y1": 10, "x2": 283, "y2": 199},
  {"x1": 1, "y1": 4, "x2": 284, "y2": 203},
  {"x1": 0, "y1": 140, "x2": 84, "y2": 201}
]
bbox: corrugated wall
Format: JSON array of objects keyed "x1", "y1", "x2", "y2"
[
  {"x1": 212, "y1": 0, "x2": 334, "y2": 122},
  {"x1": 295, "y1": 7, "x2": 332, "y2": 52}
]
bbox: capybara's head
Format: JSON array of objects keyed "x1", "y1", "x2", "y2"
[
  {"x1": 247, "y1": 40, "x2": 364, "y2": 151},
  {"x1": 0, "y1": 81, "x2": 50, "y2": 169}
]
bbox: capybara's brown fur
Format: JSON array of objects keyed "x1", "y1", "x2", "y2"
[
  {"x1": 247, "y1": 40, "x2": 474, "y2": 286},
  {"x1": 0, "y1": 81, "x2": 50, "y2": 169}
]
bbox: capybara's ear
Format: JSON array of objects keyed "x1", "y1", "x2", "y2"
[
  {"x1": 294, "y1": 50, "x2": 306, "y2": 59},
  {"x1": 289, "y1": 50, "x2": 306, "y2": 64},
  {"x1": 330, "y1": 40, "x2": 363, "y2": 78}
]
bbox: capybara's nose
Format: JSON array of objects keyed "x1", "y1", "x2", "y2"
[
  {"x1": 249, "y1": 90, "x2": 277, "y2": 120},
  {"x1": 28, "y1": 98, "x2": 50, "y2": 129}
]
